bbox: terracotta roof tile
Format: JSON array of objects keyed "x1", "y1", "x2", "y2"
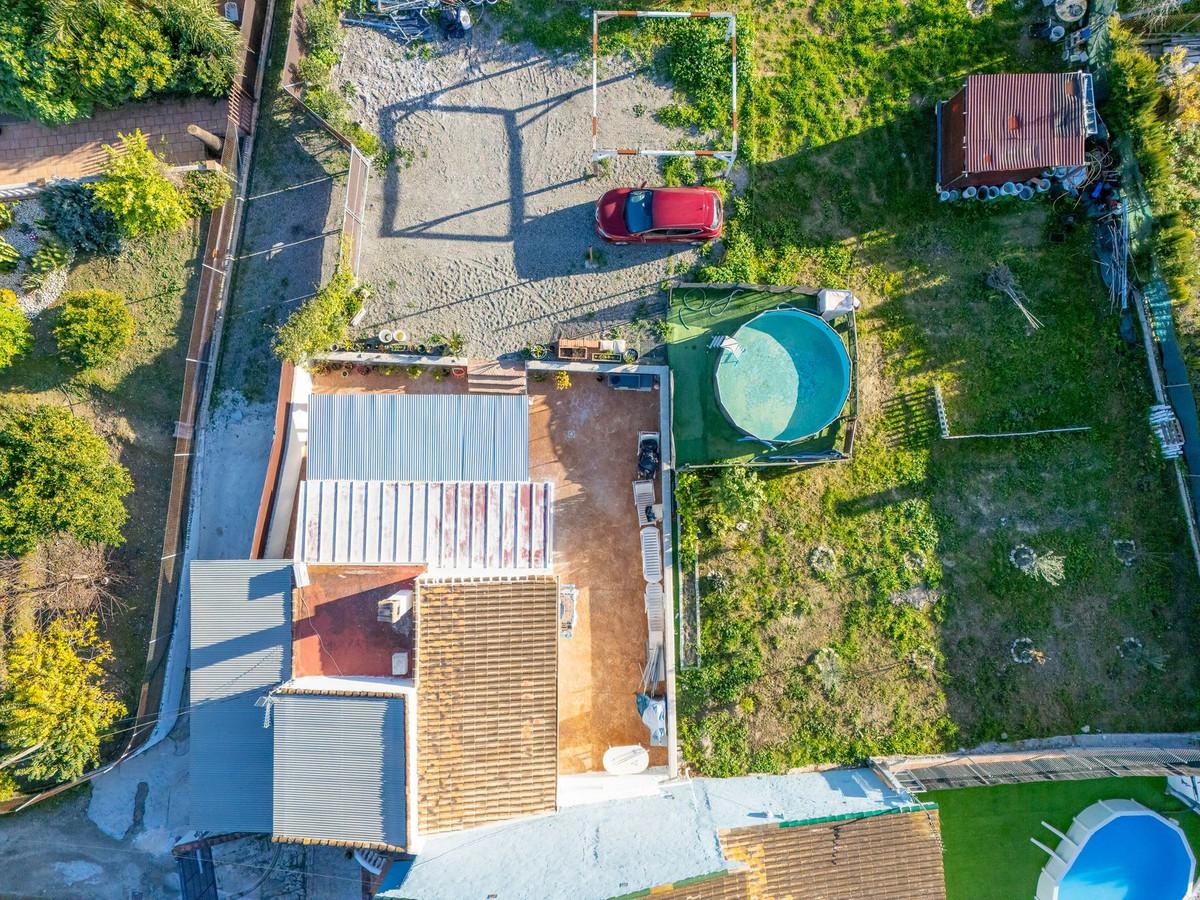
[
  {"x1": 416, "y1": 577, "x2": 559, "y2": 834},
  {"x1": 715, "y1": 809, "x2": 946, "y2": 900}
]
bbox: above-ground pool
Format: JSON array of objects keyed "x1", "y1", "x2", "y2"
[
  {"x1": 713, "y1": 307, "x2": 851, "y2": 443},
  {"x1": 1036, "y1": 799, "x2": 1195, "y2": 900}
]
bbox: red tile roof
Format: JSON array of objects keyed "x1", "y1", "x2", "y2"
[{"x1": 964, "y1": 73, "x2": 1087, "y2": 175}]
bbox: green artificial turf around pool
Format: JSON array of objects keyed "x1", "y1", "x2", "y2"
[
  {"x1": 928, "y1": 777, "x2": 1200, "y2": 900},
  {"x1": 666, "y1": 286, "x2": 852, "y2": 466}
]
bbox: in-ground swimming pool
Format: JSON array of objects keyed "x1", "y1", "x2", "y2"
[
  {"x1": 713, "y1": 307, "x2": 851, "y2": 443},
  {"x1": 1036, "y1": 799, "x2": 1195, "y2": 900}
]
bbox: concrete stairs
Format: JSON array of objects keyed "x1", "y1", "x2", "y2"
[{"x1": 468, "y1": 359, "x2": 527, "y2": 395}]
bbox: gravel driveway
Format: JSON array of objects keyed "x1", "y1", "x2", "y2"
[{"x1": 336, "y1": 23, "x2": 702, "y2": 358}]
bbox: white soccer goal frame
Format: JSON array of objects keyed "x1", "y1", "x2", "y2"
[{"x1": 591, "y1": 9, "x2": 738, "y2": 177}]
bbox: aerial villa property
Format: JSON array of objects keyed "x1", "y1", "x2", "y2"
[
  {"x1": 189, "y1": 355, "x2": 679, "y2": 852},
  {"x1": 186, "y1": 340, "x2": 954, "y2": 897}
]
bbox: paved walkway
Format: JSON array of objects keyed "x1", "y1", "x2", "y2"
[{"x1": 0, "y1": 97, "x2": 230, "y2": 186}]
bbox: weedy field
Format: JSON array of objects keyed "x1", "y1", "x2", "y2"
[{"x1": 504, "y1": 0, "x2": 1200, "y2": 775}]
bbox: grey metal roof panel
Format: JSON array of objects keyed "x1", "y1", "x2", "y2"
[
  {"x1": 272, "y1": 693, "x2": 408, "y2": 849},
  {"x1": 295, "y1": 479, "x2": 553, "y2": 569},
  {"x1": 189, "y1": 560, "x2": 293, "y2": 833},
  {"x1": 307, "y1": 393, "x2": 529, "y2": 482}
]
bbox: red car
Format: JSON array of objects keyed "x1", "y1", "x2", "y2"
[{"x1": 594, "y1": 186, "x2": 723, "y2": 244}]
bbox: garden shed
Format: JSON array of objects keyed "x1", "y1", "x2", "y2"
[{"x1": 936, "y1": 72, "x2": 1097, "y2": 191}]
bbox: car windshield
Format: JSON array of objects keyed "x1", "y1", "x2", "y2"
[{"x1": 624, "y1": 190, "x2": 653, "y2": 233}]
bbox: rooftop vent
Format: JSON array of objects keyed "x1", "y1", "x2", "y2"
[{"x1": 1008, "y1": 114, "x2": 1020, "y2": 131}]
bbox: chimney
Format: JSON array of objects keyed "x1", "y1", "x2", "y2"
[{"x1": 1007, "y1": 114, "x2": 1020, "y2": 131}]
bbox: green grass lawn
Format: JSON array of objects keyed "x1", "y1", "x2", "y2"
[
  {"x1": 930, "y1": 778, "x2": 1200, "y2": 900},
  {"x1": 0, "y1": 224, "x2": 201, "y2": 698}
]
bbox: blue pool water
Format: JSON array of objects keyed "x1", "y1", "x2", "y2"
[
  {"x1": 1060, "y1": 814, "x2": 1193, "y2": 900},
  {"x1": 714, "y1": 308, "x2": 851, "y2": 443}
]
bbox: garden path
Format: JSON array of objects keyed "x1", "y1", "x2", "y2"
[{"x1": 0, "y1": 97, "x2": 229, "y2": 187}]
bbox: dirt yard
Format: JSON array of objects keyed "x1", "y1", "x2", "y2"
[{"x1": 335, "y1": 22, "x2": 701, "y2": 358}]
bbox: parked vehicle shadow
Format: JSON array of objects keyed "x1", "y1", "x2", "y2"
[{"x1": 511, "y1": 201, "x2": 676, "y2": 279}]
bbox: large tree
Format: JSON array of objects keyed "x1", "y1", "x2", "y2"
[
  {"x1": 0, "y1": 615, "x2": 125, "y2": 782},
  {"x1": 0, "y1": 405, "x2": 133, "y2": 555},
  {"x1": 0, "y1": 0, "x2": 239, "y2": 126}
]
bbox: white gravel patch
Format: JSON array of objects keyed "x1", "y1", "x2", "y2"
[
  {"x1": 1, "y1": 197, "x2": 73, "y2": 317},
  {"x1": 51, "y1": 861, "x2": 104, "y2": 885},
  {"x1": 335, "y1": 25, "x2": 705, "y2": 358}
]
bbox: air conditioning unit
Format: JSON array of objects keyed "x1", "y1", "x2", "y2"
[
  {"x1": 377, "y1": 590, "x2": 413, "y2": 624},
  {"x1": 391, "y1": 651, "x2": 409, "y2": 677}
]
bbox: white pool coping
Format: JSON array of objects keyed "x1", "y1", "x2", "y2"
[{"x1": 1034, "y1": 799, "x2": 1196, "y2": 900}]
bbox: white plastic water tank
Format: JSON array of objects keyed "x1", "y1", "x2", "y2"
[
  {"x1": 817, "y1": 288, "x2": 860, "y2": 322},
  {"x1": 603, "y1": 745, "x2": 650, "y2": 775}
]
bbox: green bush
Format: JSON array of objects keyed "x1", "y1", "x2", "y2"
[
  {"x1": 0, "y1": 289, "x2": 31, "y2": 371},
  {"x1": 0, "y1": 405, "x2": 133, "y2": 555},
  {"x1": 180, "y1": 170, "x2": 232, "y2": 217},
  {"x1": 0, "y1": 202, "x2": 12, "y2": 230},
  {"x1": 0, "y1": 239, "x2": 19, "y2": 274},
  {"x1": 652, "y1": 18, "x2": 734, "y2": 134},
  {"x1": 54, "y1": 289, "x2": 136, "y2": 369},
  {"x1": 38, "y1": 182, "x2": 122, "y2": 255},
  {"x1": 91, "y1": 131, "x2": 189, "y2": 237},
  {"x1": 297, "y1": 0, "x2": 385, "y2": 158},
  {"x1": 28, "y1": 238, "x2": 72, "y2": 275},
  {"x1": 274, "y1": 267, "x2": 361, "y2": 363},
  {"x1": 0, "y1": 0, "x2": 239, "y2": 125},
  {"x1": 303, "y1": 0, "x2": 345, "y2": 68}
]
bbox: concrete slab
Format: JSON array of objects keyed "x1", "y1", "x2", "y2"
[{"x1": 528, "y1": 375, "x2": 666, "y2": 774}]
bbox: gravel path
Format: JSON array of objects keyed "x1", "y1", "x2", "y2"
[{"x1": 337, "y1": 24, "x2": 702, "y2": 358}]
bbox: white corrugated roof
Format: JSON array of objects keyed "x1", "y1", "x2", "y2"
[{"x1": 295, "y1": 480, "x2": 553, "y2": 570}]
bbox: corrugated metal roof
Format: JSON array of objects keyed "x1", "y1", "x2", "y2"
[
  {"x1": 272, "y1": 693, "x2": 408, "y2": 850},
  {"x1": 965, "y1": 72, "x2": 1087, "y2": 174},
  {"x1": 295, "y1": 480, "x2": 553, "y2": 570},
  {"x1": 189, "y1": 560, "x2": 293, "y2": 833},
  {"x1": 307, "y1": 393, "x2": 529, "y2": 482}
]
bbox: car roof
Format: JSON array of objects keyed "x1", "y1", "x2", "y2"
[{"x1": 649, "y1": 188, "x2": 716, "y2": 229}]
